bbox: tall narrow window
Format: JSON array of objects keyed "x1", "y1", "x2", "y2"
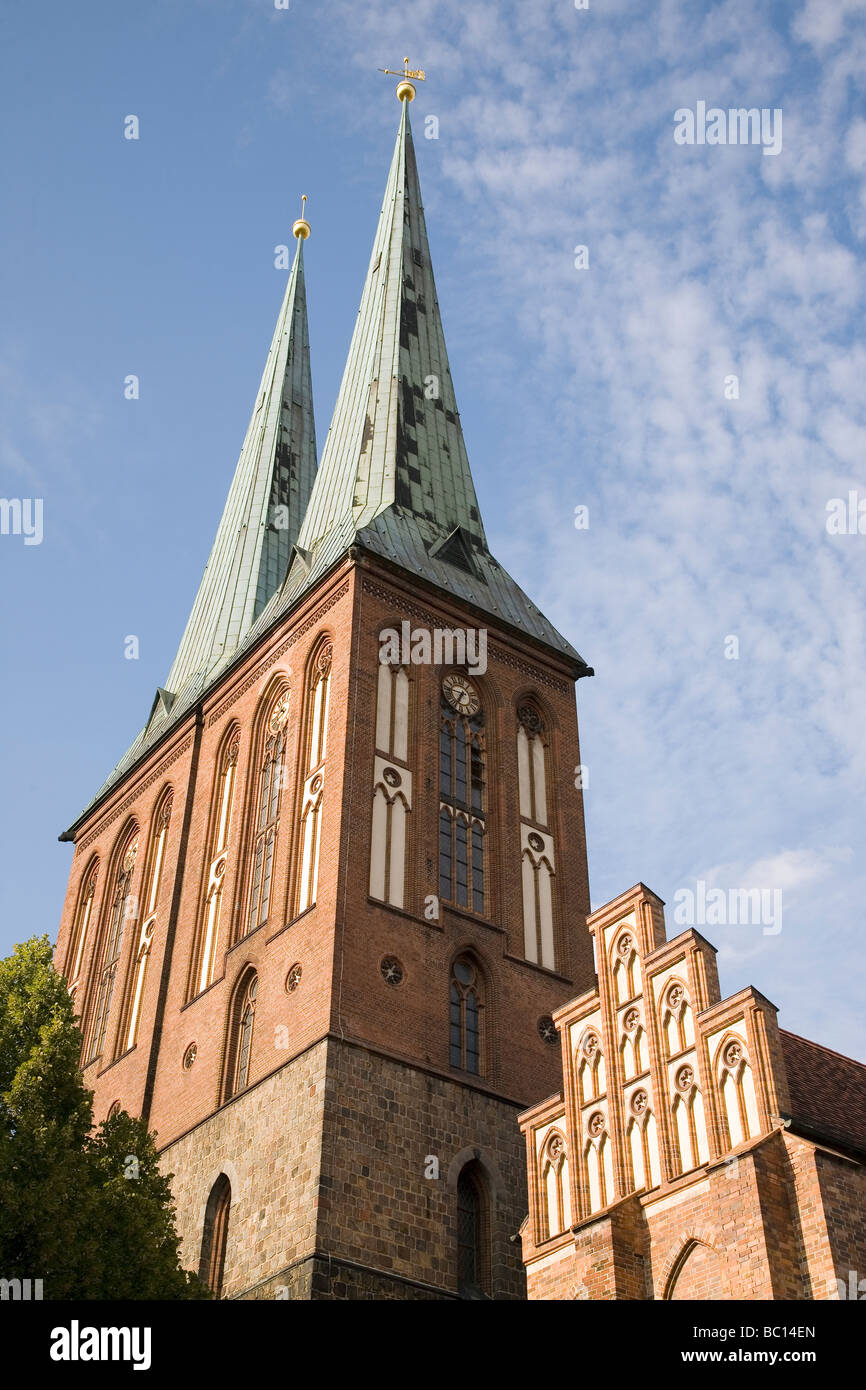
[
  {"x1": 200, "y1": 1175, "x2": 231, "y2": 1299},
  {"x1": 456, "y1": 1162, "x2": 490, "y2": 1298},
  {"x1": 662, "y1": 981, "x2": 694, "y2": 1056},
  {"x1": 369, "y1": 662, "x2": 411, "y2": 908},
  {"x1": 626, "y1": 1090, "x2": 662, "y2": 1191},
  {"x1": 613, "y1": 931, "x2": 639, "y2": 1004},
  {"x1": 578, "y1": 1030, "x2": 606, "y2": 1103},
  {"x1": 196, "y1": 730, "x2": 240, "y2": 995},
  {"x1": 541, "y1": 1132, "x2": 571, "y2": 1239},
  {"x1": 439, "y1": 676, "x2": 485, "y2": 913},
  {"x1": 247, "y1": 691, "x2": 289, "y2": 933},
  {"x1": 296, "y1": 643, "x2": 332, "y2": 915},
  {"x1": 517, "y1": 703, "x2": 548, "y2": 825},
  {"x1": 584, "y1": 1116, "x2": 614, "y2": 1214},
  {"x1": 86, "y1": 831, "x2": 139, "y2": 1065},
  {"x1": 717, "y1": 1037, "x2": 760, "y2": 1148},
  {"x1": 66, "y1": 860, "x2": 99, "y2": 991},
  {"x1": 518, "y1": 704, "x2": 556, "y2": 967},
  {"x1": 672, "y1": 1064, "x2": 710, "y2": 1173},
  {"x1": 449, "y1": 955, "x2": 482, "y2": 1075},
  {"x1": 121, "y1": 793, "x2": 173, "y2": 1053},
  {"x1": 225, "y1": 971, "x2": 258, "y2": 1100},
  {"x1": 620, "y1": 1011, "x2": 648, "y2": 1080}
]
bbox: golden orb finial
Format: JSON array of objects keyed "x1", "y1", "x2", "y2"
[
  {"x1": 292, "y1": 194, "x2": 311, "y2": 240},
  {"x1": 379, "y1": 55, "x2": 425, "y2": 103}
]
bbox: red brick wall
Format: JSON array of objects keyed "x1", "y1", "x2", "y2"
[
  {"x1": 526, "y1": 1129, "x2": 866, "y2": 1300},
  {"x1": 668, "y1": 1240, "x2": 727, "y2": 1299},
  {"x1": 56, "y1": 550, "x2": 597, "y2": 1296}
]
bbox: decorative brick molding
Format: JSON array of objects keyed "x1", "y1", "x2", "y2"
[
  {"x1": 658, "y1": 1226, "x2": 720, "y2": 1299},
  {"x1": 206, "y1": 581, "x2": 350, "y2": 728},
  {"x1": 75, "y1": 737, "x2": 193, "y2": 855},
  {"x1": 489, "y1": 649, "x2": 570, "y2": 694},
  {"x1": 361, "y1": 578, "x2": 570, "y2": 692},
  {"x1": 206, "y1": 640, "x2": 293, "y2": 728}
]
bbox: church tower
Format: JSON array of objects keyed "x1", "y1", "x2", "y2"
[{"x1": 54, "y1": 83, "x2": 595, "y2": 1300}]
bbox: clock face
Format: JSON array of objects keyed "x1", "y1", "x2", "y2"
[{"x1": 442, "y1": 673, "x2": 480, "y2": 715}]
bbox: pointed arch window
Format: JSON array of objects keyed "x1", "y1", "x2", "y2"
[
  {"x1": 672, "y1": 1063, "x2": 710, "y2": 1172},
  {"x1": 517, "y1": 703, "x2": 548, "y2": 827},
  {"x1": 370, "y1": 661, "x2": 411, "y2": 909},
  {"x1": 439, "y1": 678, "x2": 485, "y2": 913},
  {"x1": 449, "y1": 955, "x2": 482, "y2": 1075},
  {"x1": 296, "y1": 644, "x2": 332, "y2": 916},
  {"x1": 121, "y1": 793, "x2": 173, "y2": 1053},
  {"x1": 662, "y1": 981, "x2": 694, "y2": 1056},
  {"x1": 200, "y1": 1175, "x2": 231, "y2": 1299},
  {"x1": 626, "y1": 1090, "x2": 662, "y2": 1192},
  {"x1": 612, "y1": 931, "x2": 639, "y2": 1004},
  {"x1": 66, "y1": 860, "x2": 99, "y2": 991},
  {"x1": 375, "y1": 659, "x2": 410, "y2": 759},
  {"x1": 247, "y1": 691, "x2": 289, "y2": 934},
  {"x1": 517, "y1": 702, "x2": 556, "y2": 967},
  {"x1": 196, "y1": 730, "x2": 240, "y2": 995},
  {"x1": 717, "y1": 1037, "x2": 760, "y2": 1148},
  {"x1": 584, "y1": 1112, "x2": 614, "y2": 1215},
  {"x1": 620, "y1": 1009, "x2": 648, "y2": 1081},
  {"x1": 577, "y1": 1030, "x2": 606, "y2": 1104},
  {"x1": 225, "y1": 971, "x2": 258, "y2": 1100},
  {"x1": 86, "y1": 831, "x2": 139, "y2": 1065},
  {"x1": 541, "y1": 1132, "x2": 571, "y2": 1239},
  {"x1": 457, "y1": 1161, "x2": 491, "y2": 1298}
]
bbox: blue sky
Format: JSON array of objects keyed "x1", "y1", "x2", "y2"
[{"x1": 1, "y1": 0, "x2": 864, "y2": 1058}]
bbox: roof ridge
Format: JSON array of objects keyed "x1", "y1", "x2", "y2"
[{"x1": 781, "y1": 1028, "x2": 866, "y2": 1071}]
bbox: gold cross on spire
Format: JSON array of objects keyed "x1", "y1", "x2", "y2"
[{"x1": 379, "y1": 56, "x2": 425, "y2": 102}]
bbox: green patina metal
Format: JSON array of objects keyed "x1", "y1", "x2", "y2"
[{"x1": 63, "y1": 105, "x2": 589, "y2": 838}]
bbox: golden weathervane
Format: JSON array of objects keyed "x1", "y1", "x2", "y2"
[{"x1": 378, "y1": 56, "x2": 426, "y2": 102}]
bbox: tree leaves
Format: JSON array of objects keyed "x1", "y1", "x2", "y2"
[{"x1": 0, "y1": 937, "x2": 209, "y2": 1299}]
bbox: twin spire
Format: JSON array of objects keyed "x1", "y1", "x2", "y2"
[
  {"x1": 70, "y1": 92, "x2": 586, "y2": 835},
  {"x1": 167, "y1": 94, "x2": 499, "y2": 703}
]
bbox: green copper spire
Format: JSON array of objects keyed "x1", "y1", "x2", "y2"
[
  {"x1": 288, "y1": 100, "x2": 586, "y2": 667},
  {"x1": 166, "y1": 233, "x2": 317, "y2": 696},
  {"x1": 62, "y1": 112, "x2": 588, "y2": 841},
  {"x1": 297, "y1": 99, "x2": 484, "y2": 554}
]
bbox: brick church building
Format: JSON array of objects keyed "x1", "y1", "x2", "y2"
[{"x1": 54, "y1": 80, "x2": 865, "y2": 1300}]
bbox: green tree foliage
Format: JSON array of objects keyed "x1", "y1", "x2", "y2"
[{"x1": 0, "y1": 936, "x2": 209, "y2": 1298}]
